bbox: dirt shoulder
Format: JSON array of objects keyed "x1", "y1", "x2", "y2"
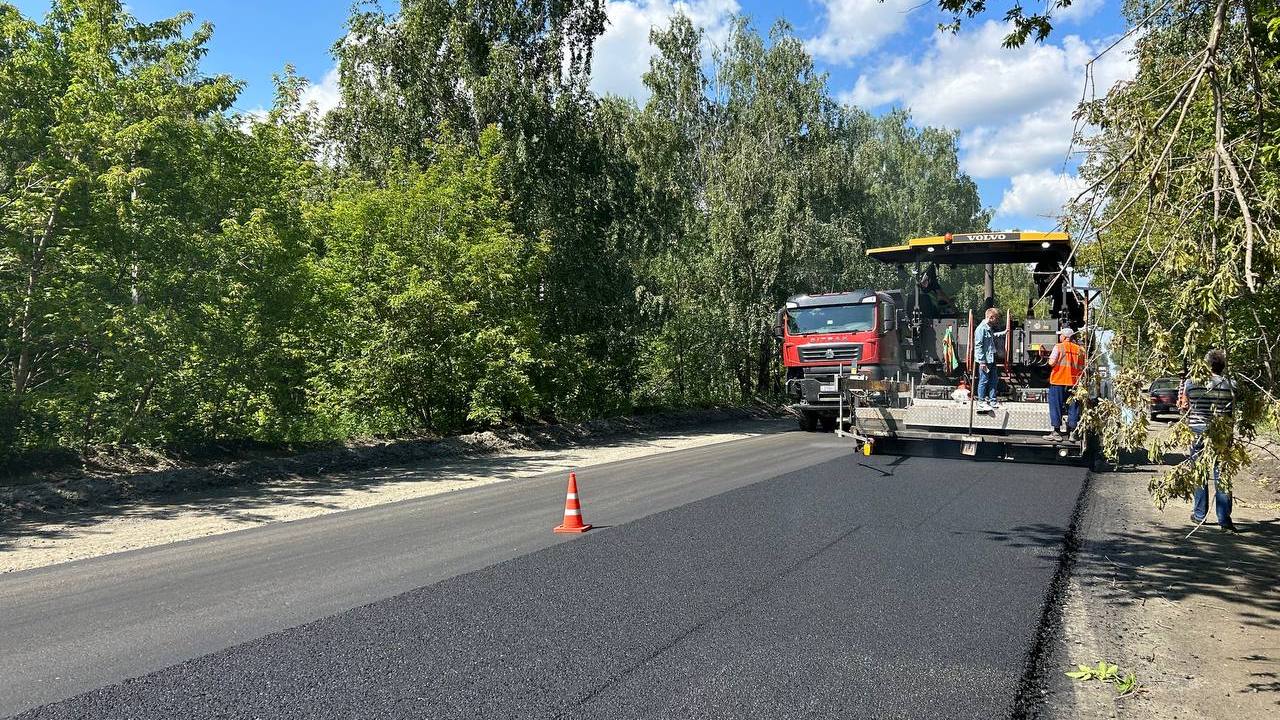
[
  {"x1": 1, "y1": 408, "x2": 787, "y2": 574},
  {"x1": 1034, "y1": 446, "x2": 1280, "y2": 719}
]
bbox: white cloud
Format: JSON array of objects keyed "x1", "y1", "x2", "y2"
[
  {"x1": 997, "y1": 171, "x2": 1087, "y2": 219},
  {"x1": 590, "y1": 0, "x2": 739, "y2": 101},
  {"x1": 839, "y1": 74, "x2": 897, "y2": 108},
  {"x1": 301, "y1": 65, "x2": 341, "y2": 117},
  {"x1": 846, "y1": 22, "x2": 1137, "y2": 178},
  {"x1": 1054, "y1": 0, "x2": 1105, "y2": 24},
  {"x1": 805, "y1": 0, "x2": 919, "y2": 64},
  {"x1": 960, "y1": 103, "x2": 1078, "y2": 178},
  {"x1": 849, "y1": 22, "x2": 1074, "y2": 128}
]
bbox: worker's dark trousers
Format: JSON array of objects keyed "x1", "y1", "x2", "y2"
[
  {"x1": 1048, "y1": 385, "x2": 1079, "y2": 431},
  {"x1": 1190, "y1": 429, "x2": 1232, "y2": 526}
]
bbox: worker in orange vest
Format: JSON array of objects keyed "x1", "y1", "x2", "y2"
[{"x1": 1045, "y1": 326, "x2": 1086, "y2": 441}]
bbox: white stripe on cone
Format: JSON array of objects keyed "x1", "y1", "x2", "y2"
[
  {"x1": 564, "y1": 509, "x2": 581, "y2": 516},
  {"x1": 566, "y1": 493, "x2": 578, "y2": 500}
]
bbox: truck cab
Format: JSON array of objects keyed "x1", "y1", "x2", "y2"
[{"x1": 775, "y1": 290, "x2": 901, "y2": 431}]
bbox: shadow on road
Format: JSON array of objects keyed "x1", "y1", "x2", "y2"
[
  {"x1": 1078, "y1": 517, "x2": 1280, "y2": 630},
  {"x1": 857, "y1": 455, "x2": 909, "y2": 477},
  {"x1": 968, "y1": 505, "x2": 1280, "y2": 632}
]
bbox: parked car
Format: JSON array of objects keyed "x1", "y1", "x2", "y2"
[{"x1": 1148, "y1": 377, "x2": 1181, "y2": 419}]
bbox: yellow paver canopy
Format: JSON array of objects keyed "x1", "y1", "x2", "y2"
[{"x1": 867, "y1": 231, "x2": 1071, "y2": 265}]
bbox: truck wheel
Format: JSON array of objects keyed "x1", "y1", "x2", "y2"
[
  {"x1": 798, "y1": 412, "x2": 818, "y2": 432},
  {"x1": 819, "y1": 415, "x2": 837, "y2": 433}
]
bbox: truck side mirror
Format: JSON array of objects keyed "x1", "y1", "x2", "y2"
[
  {"x1": 881, "y1": 305, "x2": 897, "y2": 334},
  {"x1": 772, "y1": 309, "x2": 785, "y2": 339}
]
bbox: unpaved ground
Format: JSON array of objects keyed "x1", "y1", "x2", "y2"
[
  {"x1": 1038, "y1": 447, "x2": 1280, "y2": 719},
  {"x1": 1, "y1": 418, "x2": 785, "y2": 573}
]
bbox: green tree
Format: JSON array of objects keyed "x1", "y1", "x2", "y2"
[
  {"x1": 328, "y1": 0, "x2": 606, "y2": 174},
  {"x1": 160, "y1": 70, "x2": 324, "y2": 443},
  {"x1": 330, "y1": 0, "x2": 642, "y2": 420},
  {"x1": 307, "y1": 127, "x2": 547, "y2": 434},
  {"x1": 0, "y1": 1, "x2": 323, "y2": 451},
  {"x1": 625, "y1": 15, "x2": 987, "y2": 403},
  {"x1": 1071, "y1": 0, "x2": 1280, "y2": 501},
  {"x1": 0, "y1": 0, "x2": 240, "y2": 448}
]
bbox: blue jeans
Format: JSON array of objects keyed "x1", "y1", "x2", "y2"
[
  {"x1": 1190, "y1": 429, "x2": 1232, "y2": 525},
  {"x1": 977, "y1": 364, "x2": 998, "y2": 402},
  {"x1": 1048, "y1": 384, "x2": 1079, "y2": 432}
]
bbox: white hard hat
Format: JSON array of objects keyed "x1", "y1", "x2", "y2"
[{"x1": 1059, "y1": 327, "x2": 1075, "y2": 338}]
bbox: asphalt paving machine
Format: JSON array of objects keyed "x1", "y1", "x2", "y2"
[{"x1": 776, "y1": 231, "x2": 1100, "y2": 461}]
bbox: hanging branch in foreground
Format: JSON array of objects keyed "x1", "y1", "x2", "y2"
[{"x1": 1065, "y1": 0, "x2": 1279, "y2": 501}]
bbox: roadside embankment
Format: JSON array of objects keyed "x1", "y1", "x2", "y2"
[
  {"x1": 1035, "y1": 442, "x2": 1280, "y2": 719},
  {"x1": 1, "y1": 405, "x2": 787, "y2": 573}
]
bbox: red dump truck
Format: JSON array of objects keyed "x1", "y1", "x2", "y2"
[{"x1": 775, "y1": 289, "x2": 904, "y2": 432}]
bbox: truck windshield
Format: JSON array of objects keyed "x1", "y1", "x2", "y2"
[{"x1": 786, "y1": 304, "x2": 875, "y2": 335}]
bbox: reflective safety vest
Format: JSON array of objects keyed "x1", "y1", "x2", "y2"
[{"x1": 1050, "y1": 341, "x2": 1085, "y2": 386}]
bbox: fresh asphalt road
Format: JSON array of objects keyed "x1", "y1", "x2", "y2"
[{"x1": 1, "y1": 426, "x2": 1088, "y2": 719}]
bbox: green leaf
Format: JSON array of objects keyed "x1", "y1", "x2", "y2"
[{"x1": 1114, "y1": 672, "x2": 1138, "y2": 696}]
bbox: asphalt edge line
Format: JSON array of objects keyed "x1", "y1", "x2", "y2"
[{"x1": 1009, "y1": 466, "x2": 1096, "y2": 720}]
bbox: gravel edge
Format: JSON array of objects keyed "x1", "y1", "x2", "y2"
[{"x1": 1, "y1": 404, "x2": 785, "y2": 524}]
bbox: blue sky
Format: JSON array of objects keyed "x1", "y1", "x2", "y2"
[{"x1": 13, "y1": 1, "x2": 1136, "y2": 230}]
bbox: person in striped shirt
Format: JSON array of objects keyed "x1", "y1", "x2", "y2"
[{"x1": 1178, "y1": 349, "x2": 1237, "y2": 532}]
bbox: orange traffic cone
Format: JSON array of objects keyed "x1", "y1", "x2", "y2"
[{"x1": 553, "y1": 472, "x2": 592, "y2": 534}]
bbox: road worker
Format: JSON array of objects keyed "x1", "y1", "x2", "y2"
[
  {"x1": 1028, "y1": 261, "x2": 1087, "y2": 329},
  {"x1": 916, "y1": 263, "x2": 955, "y2": 317},
  {"x1": 1045, "y1": 327, "x2": 1085, "y2": 441},
  {"x1": 973, "y1": 308, "x2": 1006, "y2": 411}
]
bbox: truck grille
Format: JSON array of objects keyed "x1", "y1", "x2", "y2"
[{"x1": 799, "y1": 344, "x2": 861, "y2": 363}]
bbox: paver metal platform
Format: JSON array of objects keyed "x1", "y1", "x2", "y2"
[{"x1": 852, "y1": 399, "x2": 1054, "y2": 436}]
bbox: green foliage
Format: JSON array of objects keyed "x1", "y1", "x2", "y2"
[
  {"x1": 1065, "y1": 660, "x2": 1140, "y2": 697},
  {"x1": 327, "y1": 0, "x2": 607, "y2": 175},
  {"x1": 1065, "y1": 660, "x2": 1120, "y2": 682},
  {"x1": 328, "y1": 0, "x2": 642, "y2": 421},
  {"x1": 0, "y1": 0, "x2": 315, "y2": 449},
  {"x1": 1067, "y1": 0, "x2": 1280, "y2": 502},
  {"x1": 307, "y1": 128, "x2": 547, "y2": 435},
  {"x1": 1, "y1": 1, "x2": 986, "y2": 454},
  {"x1": 1114, "y1": 670, "x2": 1139, "y2": 696},
  {"x1": 935, "y1": 1, "x2": 1076, "y2": 46}
]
